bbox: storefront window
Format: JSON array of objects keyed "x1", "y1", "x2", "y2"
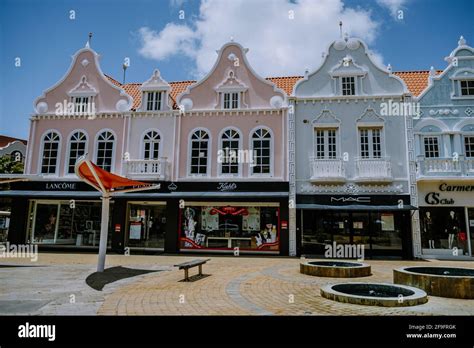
[
  {"x1": 302, "y1": 210, "x2": 403, "y2": 256},
  {"x1": 0, "y1": 198, "x2": 11, "y2": 243},
  {"x1": 179, "y1": 203, "x2": 279, "y2": 251},
  {"x1": 127, "y1": 203, "x2": 166, "y2": 249},
  {"x1": 420, "y1": 207, "x2": 468, "y2": 255},
  {"x1": 370, "y1": 212, "x2": 402, "y2": 251},
  {"x1": 468, "y1": 208, "x2": 474, "y2": 256},
  {"x1": 28, "y1": 200, "x2": 111, "y2": 246}
]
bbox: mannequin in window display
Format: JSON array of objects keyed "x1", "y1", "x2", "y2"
[
  {"x1": 445, "y1": 210, "x2": 459, "y2": 249},
  {"x1": 422, "y1": 211, "x2": 435, "y2": 249},
  {"x1": 184, "y1": 208, "x2": 197, "y2": 247}
]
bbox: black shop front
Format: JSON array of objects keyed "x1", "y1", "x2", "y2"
[{"x1": 297, "y1": 194, "x2": 415, "y2": 259}]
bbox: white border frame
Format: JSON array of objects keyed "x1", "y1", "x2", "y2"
[
  {"x1": 37, "y1": 129, "x2": 62, "y2": 176},
  {"x1": 187, "y1": 127, "x2": 212, "y2": 178},
  {"x1": 64, "y1": 129, "x2": 89, "y2": 176},
  {"x1": 248, "y1": 125, "x2": 274, "y2": 178},
  {"x1": 93, "y1": 128, "x2": 117, "y2": 173},
  {"x1": 217, "y1": 126, "x2": 243, "y2": 178}
]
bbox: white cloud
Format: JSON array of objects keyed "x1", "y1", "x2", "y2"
[
  {"x1": 138, "y1": 0, "x2": 383, "y2": 78},
  {"x1": 376, "y1": 0, "x2": 407, "y2": 18}
]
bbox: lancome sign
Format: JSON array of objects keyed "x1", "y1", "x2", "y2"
[{"x1": 45, "y1": 182, "x2": 77, "y2": 190}]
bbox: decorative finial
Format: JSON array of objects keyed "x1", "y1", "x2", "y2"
[
  {"x1": 343, "y1": 32, "x2": 349, "y2": 42},
  {"x1": 86, "y1": 32, "x2": 92, "y2": 48},
  {"x1": 387, "y1": 63, "x2": 392, "y2": 72},
  {"x1": 339, "y1": 21, "x2": 343, "y2": 39},
  {"x1": 230, "y1": 36, "x2": 234, "y2": 42},
  {"x1": 304, "y1": 67, "x2": 310, "y2": 77},
  {"x1": 122, "y1": 63, "x2": 128, "y2": 84},
  {"x1": 429, "y1": 66, "x2": 435, "y2": 77},
  {"x1": 458, "y1": 35, "x2": 466, "y2": 46}
]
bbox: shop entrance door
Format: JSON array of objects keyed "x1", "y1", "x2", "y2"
[
  {"x1": 302, "y1": 211, "x2": 370, "y2": 256},
  {"x1": 126, "y1": 203, "x2": 166, "y2": 249}
]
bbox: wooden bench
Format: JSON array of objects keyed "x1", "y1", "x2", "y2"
[{"x1": 174, "y1": 259, "x2": 210, "y2": 281}]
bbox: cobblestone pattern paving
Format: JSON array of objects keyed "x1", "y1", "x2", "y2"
[{"x1": 1, "y1": 253, "x2": 473, "y2": 316}]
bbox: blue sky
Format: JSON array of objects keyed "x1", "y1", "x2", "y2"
[{"x1": 0, "y1": 0, "x2": 473, "y2": 139}]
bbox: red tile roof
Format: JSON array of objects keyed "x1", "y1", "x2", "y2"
[
  {"x1": 0, "y1": 135, "x2": 27, "y2": 148},
  {"x1": 106, "y1": 70, "x2": 442, "y2": 110}
]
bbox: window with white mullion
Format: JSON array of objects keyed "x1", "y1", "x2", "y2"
[
  {"x1": 341, "y1": 76, "x2": 356, "y2": 96},
  {"x1": 251, "y1": 128, "x2": 271, "y2": 175},
  {"x1": 359, "y1": 128, "x2": 382, "y2": 159},
  {"x1": 41, "y1": 132, "x2": 60, "y2": 174},
  {"x1": 423, "y1": 136, "x2": 440, "y2": 158},
  {"x1": 67, "y1": 131, "x2": 87, "y2": 174},
  {"x1": 220, "y1": 129, "x2": 240, "y2": 175},
  {"x1": 74, "y1": 96, "x2": 90, "y2": 113},
  {"x1": 460, "y1": 80, "x2": 474, "y2": 96},
  {"x1": 143, "y1": 131, "x2": 161, "y2": 160},
  {"x1": 464, "y1": 135, "x2": 474, "y2": 157},
  {"x1": 146, "y1": 92, "x2": 162, "y2": 111},
  {"x1": 190, "y1": 130, "x2": 209, "y2": 175},
  {"x1": 96, "y1": 131, "x2": 115, "y2": 171},
  {"x1": 223, "y1": 92, "x2": 239, "y2": 109},
  {"x1": 315, "y1": 129, "x2": 337, "y2": 159}
]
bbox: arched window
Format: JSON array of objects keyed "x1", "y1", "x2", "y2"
[
  {"x1": 96, "y1": 131, "x2": 115, "y2": 172},
  {"x1": 219, "y1": 128, "x2": 240, "y2": 176},
  {"x1": 251, "y1": 128, "x2": 271, "y2": 175},
  {"x1": 143, "y1": 130, "x2": 161, "y2": 160},
  {"x1": 67, "y1": 131, "x2": 87, "y2": 174},
  {"x1": 40, "y1": 131, "x2": 60, "y2": 174},
  {"x1": 189, "y1": 129, "x2": 209, "y2": 175}
]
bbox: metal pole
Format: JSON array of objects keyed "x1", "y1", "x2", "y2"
[{"x1": 97, "y1": 194, "x2": 110, "y2": 272}]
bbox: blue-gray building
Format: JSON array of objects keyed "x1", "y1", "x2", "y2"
[
  {"x1": 289, "y1": 36, "x2": 417, "y2": 258},
  {"x1": 414, "y1": 36, "x2": 474, "y2": 259}
]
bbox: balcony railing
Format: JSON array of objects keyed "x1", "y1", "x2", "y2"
[
  {"x1": 354, "y1": 157, "x2": 392, "y2": 182},
  {"x1": 309, "y1": 158, "x2": 345, "y2": 183},
  {"x1": 124, "y1": 158, "x2": 167, "y2": 179},
  {"x1": 417, "y1": 156, "x2": 474, "y2": 177}
]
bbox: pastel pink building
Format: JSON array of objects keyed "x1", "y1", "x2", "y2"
[{"x1": 10, "y1": 41, "x2": 291, "y2": 255}]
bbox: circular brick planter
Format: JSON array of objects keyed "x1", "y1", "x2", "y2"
[
  {"x1": 321, "y1": 282, "x2": 428, "y2": 307},
  {"x1": 394, "y1": 267, "x2": 474, "y2": 299},
  {"x1": 300, "y1": 261, "x2": 371, "y2": 278}
]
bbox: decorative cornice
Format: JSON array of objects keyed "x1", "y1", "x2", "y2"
[{"x1": 300, "y1": 182, "x2": 404, "y2": 194}]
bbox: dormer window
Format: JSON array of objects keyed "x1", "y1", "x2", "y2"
[
  {"x1": 460, "y1": 80, "x2": 474, "y2": 96},
  {"x1": 223, "y1": 92, "x2": 239, "y2": 109},
  {"x1": 146, "y1": 91, "x2": 162, "y2": 111},
  {"x1": 74, "y1": 96, "x2": 91, "y2": 113},
  {"x1": 341, "y1": 77, "x2": 356, "y2": 96}
]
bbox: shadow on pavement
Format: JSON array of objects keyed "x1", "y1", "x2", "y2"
[{"x1": 86, "y1": 266, "x2": 160, "y2": 291}]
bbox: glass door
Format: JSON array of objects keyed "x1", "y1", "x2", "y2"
[{"x1": 127, "y1": 203, "x2": 166, "y2": 249}]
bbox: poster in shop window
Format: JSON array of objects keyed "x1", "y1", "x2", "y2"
[
  {"x1": 381, "y1": 213, "x2": 395, "y2": 231},
  {"x1": 129, "y1": 222, "x2": 142, "y2": 240}
]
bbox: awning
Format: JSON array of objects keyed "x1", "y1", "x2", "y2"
[
  {"x1": 75, "y1": 159, "x2": 156, "y2": 193},
  {"x1": 296, "y1": 204, "x2": 418, "y2": 211}
]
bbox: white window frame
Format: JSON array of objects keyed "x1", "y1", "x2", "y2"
[
  {"x1": 422, "y1": 135, "x2": 441, "y2": 158},
  {"x1": 38, "y1": 130, "x2": 62, "y2": 176},
  {"x1": 94, "y1": 129, "x2": 116, "y2": 172},
  {"x1": 141, "y1": 129, "x2": 162, "y2": 160},
  {"x1": 218, "y1": 127, "x2": 242, "y2": 177},
  {"x1": 313, "y1": 128, "x2": 339, "y2": 159},
  {"x1": 65, "y1": 129, "x2": 88, "y2": 175},
  {"x1": 145, "y1": 91, "x2": 163, "y2": 111},
  {"x1": 358, "y1": 127, "x2": 383, "y2": 159},
  {"x1": 222, "y1": 92, "x2": 240, "y2": 109},
  {"x1": 459, "y1": 80, "x2": 474, "y2": 97},
  {"x1": 71, "y1": 96, "x2": 93, "y2": 114},
  {"x1": 249, "y1": 126, "x2": 273, "y2": 177},
  {"x1": 187, "y1": 128, "x2": 211, "y2": 177},
  {"x1": 464, "y1": 134, "x2": 474, "y2": 158},
  {"x1": 340, "y1": 76, "x2": 356, "y2": 96}
]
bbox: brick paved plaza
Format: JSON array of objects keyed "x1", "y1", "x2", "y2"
[{"x1": 0, "y1": 253, "x2": 473, "y2": 316}]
